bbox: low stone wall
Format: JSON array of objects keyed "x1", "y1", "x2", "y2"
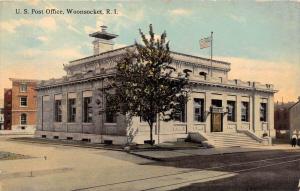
[{"x1": 35, "y1": 131, "x2": 127, "y2": 145}]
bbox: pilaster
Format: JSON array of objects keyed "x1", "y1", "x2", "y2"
[
  {"x1": 222, "y1": 94, "x2": 228, "y2": 132},
  {"x1": 268, "y1": 95, "x2": 275, "y2": 138},
  {"x1": 205, "y1": 91, "x2": 211, "y2": 133},
  {"x1": 236, "y1": 94, "x2": 241, "y2": 130}
]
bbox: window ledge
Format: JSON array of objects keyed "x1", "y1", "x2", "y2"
[
  {"x1": 82, "y1": 122, "x2": 93, "y2": 125},
  {"x1": 174, "y1": 123, "x2": 187, "y2": 125},
  {"x1": 228, "y1": 121, "x2": 237, "y2": 124},
  {"x1": 104, "y1": 123, "x2": 117, "y2": 125},
  {"x1": 193, "y1": 122, "x2": 206, "y2": 125}
]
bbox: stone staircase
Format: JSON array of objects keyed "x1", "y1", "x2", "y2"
[{"x1": 206, "y1": 132, "x2": 262, "y2": 148}]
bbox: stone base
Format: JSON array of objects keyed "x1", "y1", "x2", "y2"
[
  {"x1": 131, "y1": 133, "x2": 188, "y2": 144},
  {"x1": 0, "y1": 125, "x2": 36, "y2": 135},
  {"x1": 35, "y1": 131, "x2": 128, "y2": 145}
]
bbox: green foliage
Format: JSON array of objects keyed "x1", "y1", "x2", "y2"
[{"x1": 106, "y1": 24, "x2": 190, "y2": 143}]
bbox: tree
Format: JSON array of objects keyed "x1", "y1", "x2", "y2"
[{"x1": 106, "y1": 24, "x2": 190, "y2": 145}]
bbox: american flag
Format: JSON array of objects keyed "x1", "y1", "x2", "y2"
[{"x1": 199, "y1": 37, "x2": 211, "y2": 49}]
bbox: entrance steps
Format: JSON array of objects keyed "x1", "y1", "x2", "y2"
[{"x1": 205, "y1": 132, "x2": 262, "y2": 148}]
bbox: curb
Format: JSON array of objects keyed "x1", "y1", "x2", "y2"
[
  {"x1": 9, "y1": 138, "x2": 124, "y2": 152},
  {"x1": 128, "y1": 152, "x2": 165, "y2": 162}
]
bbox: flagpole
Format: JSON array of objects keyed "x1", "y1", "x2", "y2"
[{"x1": 210, "y1": 31, "x2": 213, "y2": 77}]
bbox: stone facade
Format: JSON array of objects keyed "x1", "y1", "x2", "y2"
[{"x1": 35, "y1": 27, "x2": 276, "y2": 145}]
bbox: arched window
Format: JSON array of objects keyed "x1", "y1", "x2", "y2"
[{"x1": 21, "y1": 113, "x2": 27, "y2": 125}]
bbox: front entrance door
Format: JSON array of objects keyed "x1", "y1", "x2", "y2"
[{"x1": 211, "y1": 113, "x2": 222, "y2": 132}]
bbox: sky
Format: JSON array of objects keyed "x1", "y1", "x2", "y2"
[{"x1": 0, "y1": 0, "x2": 299, "y2": 105}]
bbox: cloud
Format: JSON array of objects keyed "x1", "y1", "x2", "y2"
[
  {"x1": 20, "y1": 49, "x2": 43, "y2": 58},
  {"x1": 84, "y1": 26, "x2": 95, "y2": 34},
  {"x1": 216, "y1": 56, "x2": 300, "y2": 102},
  {"x1": 38, "y1": 17, "x2": 57, "y2": 31},
  {"x1": 168, "y1": 8, "x2": 192, "y2": 16},
  {"x1": 95, "y1": 4, "x2": 144, "y2": 34},
  {"x1": 0, "y1": 46, "x2": 87, "y2": 98},
  {"x1": 18, "y1": 47, "x2": 85, "y2": 60},
  {"x1": 37, "y1": 36, "x2": 48, "y2": 42},
  {"x1": 229, "y1": 14, "x2": 246, "y2": 23},
  {"x1": 26, "y1": 0, "x2": 39, "y2": 6},
  {"x1": 67, "y1": 25, "x2": 81, "y2": 34},
  {"x1": 0, "y1": 19, "x2": 33, "y2": 33},
  {"x1": 0, "y1": 16, "x2": 57, "y2": 33}
]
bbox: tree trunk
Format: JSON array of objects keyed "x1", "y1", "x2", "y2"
[{"x1": 149, "y1": 123, "x2": 153, "y2": 145}]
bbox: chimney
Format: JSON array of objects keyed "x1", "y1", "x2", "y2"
[{"x1": 89, "y1": 26, "x2": 118, "y2": 55}]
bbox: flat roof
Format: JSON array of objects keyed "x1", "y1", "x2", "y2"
[
  {"x1": 89, "y1": 31, "x2": 118, "y2": 40},
  {"x1": 9, "y1": 78, "x2": 40, "y2": 83}
]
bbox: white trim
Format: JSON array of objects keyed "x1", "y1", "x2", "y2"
[
  {"x1": 54, "y1": 94, "x2": 62, "y2": 100},
  {"x1": 19, "y1": 83, "x2": 27, "y2": 93},
  {"x1": 20, "y1": 113, "x2": 27, "y2": 125},
  {"x1": 19, "y1": 96, "x2": 28, "y2": 107},
  {"x1": 12, "y1": 110, "x2": 37, "y2": 112},
  {"x1": 68, "y1": 92, "x2": 77, "y2": 99},
  {"x1": 83, "y1": 90, "x2": 92, "y2": 97}
]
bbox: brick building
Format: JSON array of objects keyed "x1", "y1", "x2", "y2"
[
  {"x1": 3, "y1": 78, "x2": 39, "y2": 133},
  {"x1": 3, "y1": 88, "x2": 12, "y2": 130}
]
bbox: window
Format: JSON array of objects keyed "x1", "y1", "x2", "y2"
[
  {"x1": 174, "y1": 104, "x2": 186, "y2": 122},
  {"x1": 194, "y1": 98, "x2": 204, "y2": 122},
  {"x1": 241, "y1": 102, "x2": 249, "y2": 122},
  {"x1": 20, "y1": 97, "x2": 27, "y2": 107},
  {"x1": 20, "y1": 113, "x2": 27, "y2": 125},
  {"x1": 106, "y1": 110, "x2": 116, "y2": 123},
  {"x1": 105, "y1": 96, "x2": 116, "y2": 123},
  {"x1": 68, "y1": 98, "x2": 76, "y2": 122},
  {"x1": 54, "y1": 100, "x2": 62, "y2": 122},
  {"x1": 83, "y1": 97, "x2": 93, "y2": 123},
  {"x1": 20, "y1": 83, "x2": 27, "y2": 92},
  {"x1": 260, "y1": 103, "x2": 267, "y2": 122},
  {"x1": 227, "y1": 101, "x2": 236, "y2": 122}
]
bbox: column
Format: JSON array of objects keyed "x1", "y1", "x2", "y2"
[
  {"x1": 61, "y1": 92, "x2": 68, "y2": 132},
  {"x1": 92, "y1": 81, "x2": 104, "y2": 135},
  {"x1": 205, "y1": 92, "x2": 211, "y2": 133},
  {"x1": 222, "y1": 94, "x2": 227, "y2": 132},
  {"x1": 249, "y1": 94, "x2": 253, "y2": 132},
  {"x1": 49, "y1": 94, "x2": 54, "y2": 131},
  {"x1": 77, "y1": 91, "x2": 83, "y2": 132},
  {"x1": 236, "y1": 94, "x2": 241, "y2": 131},
  {"x1": 253, "y1": 94, "x2": 261, "y2": 134},
  {"x1": 37, "y1": 95, "x2": 43, "y2": 131},
  {"x1": 268, "y1": 95, "x2": 275, "y2": 138},
  {"x1": 186, "y1": 93, "x2": 194, "y2": 132}
]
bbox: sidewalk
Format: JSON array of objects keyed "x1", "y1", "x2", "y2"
[
  {"x1": 130, "y1": 144, "x2": 300, "y2": 161},
  {"x1": 9, "y1": 136, "x2": 300, "y2": 162}
]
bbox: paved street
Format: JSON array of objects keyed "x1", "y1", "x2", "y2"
[{"x1": 0, "y1": 136, "x2": 299, "y2": 191}]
